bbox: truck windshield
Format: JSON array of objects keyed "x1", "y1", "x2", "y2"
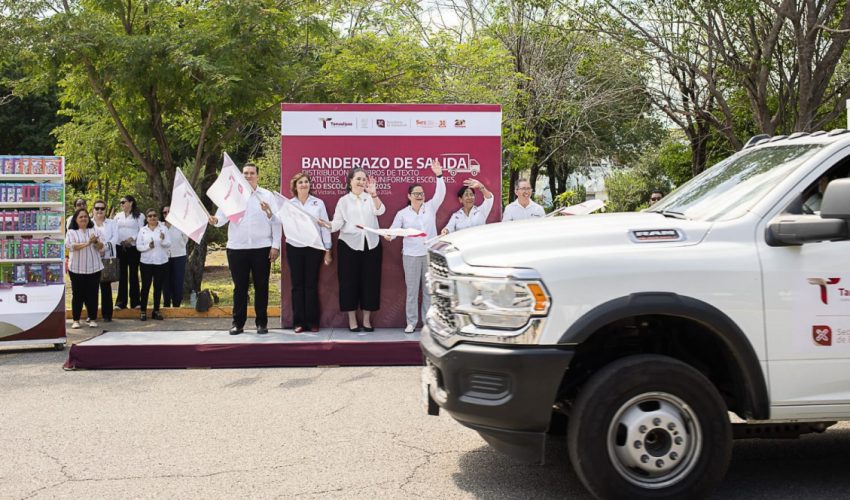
[{"x1": 649, "y1": 144, "x2": 824, "y2": 221}]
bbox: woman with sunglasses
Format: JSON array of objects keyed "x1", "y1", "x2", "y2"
[
  {"x1": 113, "y1": 195, "x2": 144, "y2": 310},
  {"x1": 91, "y1": 200, "x2": 119, "y2": 321},
  {"x1": 135, "y1": 209, "x2": 171, "y2": 321},
  {"x1": 386, "y1": 160, "x2": 445, "y2": 334}
]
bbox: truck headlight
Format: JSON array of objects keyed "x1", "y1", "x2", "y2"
[{"x1": 453, "y1": 278, "x2": 550, "y2": 329}]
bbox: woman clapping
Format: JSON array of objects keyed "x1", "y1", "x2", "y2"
[{"x1": 136, "y1": 209, "x2": 171, "y2": 321}]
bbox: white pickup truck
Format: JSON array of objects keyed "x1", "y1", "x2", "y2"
[{"x1": 421, "y1": 130, "x2": 850, "y2": 498}]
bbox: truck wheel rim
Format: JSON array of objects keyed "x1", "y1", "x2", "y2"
[{"x1": 606, "y1": 392, "x2": 702, "y2": 489}]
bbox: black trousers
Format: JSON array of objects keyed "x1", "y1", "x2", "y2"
[
  {"x1": 286, "y1": 243, "x2": 323, "y2": 329},
  {"x1": 337, "y1": 240, "x2": 382, "y2": 312},
  {"x1": 228, "y1": 247, "x2": 271, "y2": 328},
  {"x1": 140, "y1": 262, "x2": 167, "y2": 312},
  {"x1": 163, "y1": 255, "x2": 187, "y2": 307},
  {"x1": 116, "y1": 245, "x2": 141, "y2": 308},
  {"x1": 99, "y1": 281, "x2": 113, "y2": 320},
  {"x1": 69, "y1": 270, "x2": 101, "y2": 321}
]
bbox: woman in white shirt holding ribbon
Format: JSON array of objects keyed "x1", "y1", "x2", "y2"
[
  {"x1": 387, "y1": 160, "x2": 445, "y2": 333},
  {"x1": 136, "y1": 208, "x2": 171, "y2": 321},
  {"x1": 329, "y1": 168, "x2": 385, "y2": 332},
  {"x1": 440, "y1": 179, "x2": 493, "y2": 234}
]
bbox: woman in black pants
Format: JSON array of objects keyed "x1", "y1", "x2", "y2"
[
  {"x1": 113, "y1": 195, "x2": 144, "y2": 309},
  {"x1": 67, "y1": 209, "x2": 104, "y2": 328},
  {"x1": 286, "y1": 172, "x2": 332, "y2": 332},
  {"x1": 91, "y1": 199, "x2": 118, "y2": 321}
]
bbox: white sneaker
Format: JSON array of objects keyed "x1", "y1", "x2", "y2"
[
  {"x1": 71, "y1": 321, "x2": 81, "y2": 329},
  {"x1": 88, "y1": 320, "x2": 98, "y2": 328},
  {"x1": 404, "y1": 324, "x2": 415, "y2": 334}
]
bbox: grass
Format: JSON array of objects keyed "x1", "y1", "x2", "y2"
[{"x1": 64, "y1": 248, "x2": 282, "y2": 308}]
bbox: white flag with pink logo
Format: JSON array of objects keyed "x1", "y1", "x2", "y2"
[
  {"x1": 166, "y1": 167, "x2": 209, "y2": 244},
  {"x1": 271, "y1": 192, "x2": 325, "y2": 251},
  {"x1": 205, "y1": 152, "x2": 254, "y2": 224}
]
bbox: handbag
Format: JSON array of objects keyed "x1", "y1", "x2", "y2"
[{"x1": 100, "y1": 243, "x2": 119, "y2": 283}]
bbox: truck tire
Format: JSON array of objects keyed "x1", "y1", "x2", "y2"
[{"x1": 567, "y1": 354, "x2": 732, "y2": 499}]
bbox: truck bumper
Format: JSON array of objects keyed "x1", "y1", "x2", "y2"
[{"x1": 420, "y1": 329, "x2": 575, "y2": 464}]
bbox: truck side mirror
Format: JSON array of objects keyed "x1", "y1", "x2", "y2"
[{"x1": 821, "y1": 178, "x2": 850, "y2": 219}]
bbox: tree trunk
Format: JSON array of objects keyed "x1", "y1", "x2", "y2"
[{"x1": 184, "y1": 152, "x2": 220, "y2": 295}]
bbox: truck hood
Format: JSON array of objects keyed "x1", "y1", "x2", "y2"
[{"x1": 440, "y1": 212, "x2": 712, "y2": 268}]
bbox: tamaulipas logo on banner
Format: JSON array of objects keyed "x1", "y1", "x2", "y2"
[
  {"x1": 166, "y1": 167, "x2": 209, "y2": 244},
  {"x1": 206, "y1": 152, "x2": 253, "y2": 224}
]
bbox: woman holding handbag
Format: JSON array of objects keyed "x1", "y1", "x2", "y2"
[{"x1": 92, "y1": 199, "x2": 119, "y2": 322}]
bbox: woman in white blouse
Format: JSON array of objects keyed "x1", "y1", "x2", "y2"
[
  {"x1": 161, "y1": 205, "x2": 189, "y2": 308},
  {"x1": 91, "y1": 199, "x2": 119, "y2": 322},
  {"x1": 135, "y1": 208, "x2": 171, "y2": 321},
  {"x1": 67, "y1": 208, "x2": 104, "y2": 329},
  {"x1": 440, "y1": 179, "x2": 494, "y2": 235},
  {"x1": 113, "y1": 195, "x2": 145, "y2": 310},
  {"x1": 287, "y1": 173, "x2": 332, "y2": 333},
  {"x1": 387, "y1": 161, "x2": 445, "y2": 334},
  {"x1": 329, "y1": 168, "x2": 385, "y2": 332}
]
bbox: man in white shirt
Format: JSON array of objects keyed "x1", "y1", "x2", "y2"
[
  {"x1": 502, "y1": 179, "x2": 545, "y2": 221},
  {"x1": 209, "y1": 163, "x2": 281, "y2": 335}
]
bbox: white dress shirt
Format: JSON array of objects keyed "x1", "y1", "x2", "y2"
[
  {"x1": 503, "y1": 199, "x2": 545, "y2": 221},
  {"x1": 288, "y1": 195, "x2": 332, "y2": 250},
  {"x1": 114, "y1": 211, "x2": 145, "y2": 245},
  {"x1": 93, "y1": 218, "x2": 119, "y2": 259},
  {"x1": 67, "y1": 228, "x2": 105, "y2": 274},
  {"x1": 331, "y1": 191, "x2": 386, "y2": 251},
  {"x1": 165, "y1": 224, "x2": 189, "y2": 258},
  {"x1": 213, "y1": 187, "x2": 282, "y2": 250},
  {"x1": 389, "y1": 177, "x2": 446, "y2": 256},
  {"x1": 443, "y1": 195, "x2": 494, "y2": 233},
  {"x1": 136, "y1": 224, "x2": 172, "y2": 265}
]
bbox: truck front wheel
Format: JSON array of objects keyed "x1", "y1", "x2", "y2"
[{"x1": 567, "y1": 354, "x2": 732, "y2": 499}]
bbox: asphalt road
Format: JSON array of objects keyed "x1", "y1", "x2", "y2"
[{"x1": 1, "y1": 327, "x2": 849, "y2": 499}]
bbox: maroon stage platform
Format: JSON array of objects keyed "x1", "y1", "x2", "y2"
[{"x1": 64, "y1": 328, "x2": 423, "y2": 370}]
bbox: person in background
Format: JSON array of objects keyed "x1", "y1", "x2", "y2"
[
  {"x1": 208, "y1": 162, "x2": 281, "y2": 335},
  {"x1": 441, "y1": 179, "x2": 494, "y2": 235},
  {"x1": 66, "y1": 198, "x2": 87, "y2": 230},
  {"x1": 286, "y1": 173, "x2": 332, "y2": 333},
  {"x1": 161, "y1": 205, "x2": 189, "y2": 308},
  {"x1": 649, "y1": 190, "x2": 664, "y2": 206},
  {"x1": 136, "y1": 208, "x2": 171, "y2": 321},
  {"x1": 67, "y1": 208, "x2": 103, "y2": 328},
  {"x1": 387, "y1": 160, "x2": 445, "y2": 334},
  {"x1": 329, "y1": 167, "x2": 385, "y2": 333},
  {"x1": 502, "y1": 179, "x2": 544, "y2": 221},
  {"x1": 91, "y1": 199, "x2": 118, "y2": 322},
  {"x1": 114, "y1": 195, "x2": 145, "y2": 310}
]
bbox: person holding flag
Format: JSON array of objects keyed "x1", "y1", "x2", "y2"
[
  {"x1": 285, "y1": 172, "x2": 332, "y2": 333},
  {"x1": 386, "y1": 160, "x2": 445, "y2": 333},
  {"x1": 329, "y1": 167, "x2": 385, "y2": 333},
  {"x1": 208, "y1": 162, "x2": 281, "y2": 335}
]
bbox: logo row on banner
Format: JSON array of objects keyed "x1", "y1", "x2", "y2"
[{"x1": 281, "y1": 111, "x2": 502, "y2": 136}]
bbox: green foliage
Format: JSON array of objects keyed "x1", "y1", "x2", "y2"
[{"x1": 553, "y1": 186, "x2": 587, "y2": 208}]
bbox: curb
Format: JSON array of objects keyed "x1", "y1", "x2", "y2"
[{"x1": 66, "y1": 306, "x2": 282, "y2": 319}]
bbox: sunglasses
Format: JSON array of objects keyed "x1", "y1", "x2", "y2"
[
  {"x1": 147, "y1": 214, "x2": 158, "y2": 218},
  {"x1": 651, "y1": 197, "x2": 662, "y2": 201},
  {"x1": 93, "y1": 206, "x2": 106, "y2": 211},
  {"x1": 120, "y1": 200, "x2": 128, "y2": 204}
]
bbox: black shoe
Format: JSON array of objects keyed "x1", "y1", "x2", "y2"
[
  {"x1": 349, "y1": 326, "x2": 362, "y2": 332},
  {"x1": 363, "y1": 326, "x2": 375, "y2": 332},
  {"x1": 140, "y1": 312, "x2": 147, "y2": 321},
  {"x1": 152, "y1": 311, "x2": 164, "y2": 320},
  {"x1": 229, "y1": 326, "x2": 243, "y2": 335},
  {"x1": 103, "y1": 318, "x2": 112, "y2": 323},
  {"x1": 257, "y1": 326, "x2": 269, "y2": 334}
]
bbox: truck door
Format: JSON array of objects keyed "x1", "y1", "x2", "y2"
[{"x1": 757, "y1": 161, "x2": 850, "y2": 417}]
